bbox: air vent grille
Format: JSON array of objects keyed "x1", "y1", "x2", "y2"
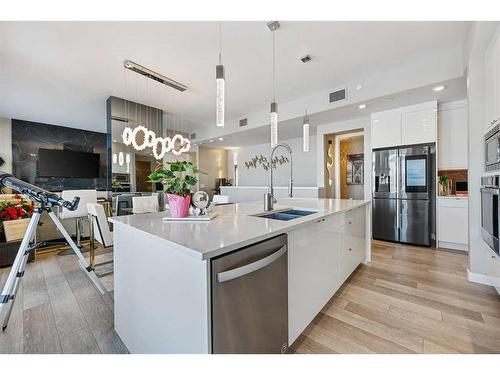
[
  {"x1": 329, "y1": 89, "x2": 347, "y2": 103},
  {"x1": 239, "y1": 118, "x2": 248, "y2": 127}
]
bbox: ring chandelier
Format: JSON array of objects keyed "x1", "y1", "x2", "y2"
[{"x1": 122, "y1": 125, "x2": 191, "y2": 160}]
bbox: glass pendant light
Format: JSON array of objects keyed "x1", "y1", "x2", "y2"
[
  {"x1": 216, "y1": 22, "x2": 225, "y2": 127},
  {"x1": 303, "y1": 109, "x2": 310, "y2": 152},
  {"x1": 268, "y1": 21, "x2": 280, "y2": 147}
]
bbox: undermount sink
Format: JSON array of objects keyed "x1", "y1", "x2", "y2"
[{"x1": 252, "y1": 209, "x2": 317, "y2": 221}]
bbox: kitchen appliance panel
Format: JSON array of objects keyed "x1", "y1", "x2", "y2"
[
  {"x1": 372, "y1": 198, "x2": 399, "y2": 242},
  {"x1": 400, "y1": 199, "x2": 430, "y2": 246},
  {"x1": 484, "y1": 122, "x2": 500, "y2": 172},
  {"x1": 373, "y1": 148, "x2": 398, "y2": 199},
  {"x1": 399, "y1": 144, "x2": 433, "y2": 200},
  {"x1": 211, "y1": 234, "x2": 288, "y2": 354},
  {"x1": 481, "y1": 175, "x2": 500, "y2": 256}
]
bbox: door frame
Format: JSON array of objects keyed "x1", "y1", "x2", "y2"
[{"x1": 334, "y1": 131, "x2": 364, "y2": 199}]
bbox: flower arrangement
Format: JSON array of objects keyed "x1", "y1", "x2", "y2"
[{"x1": 0, "y1": 194, "x2": 34, "y2": 222}]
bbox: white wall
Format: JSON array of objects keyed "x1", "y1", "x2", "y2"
[
  {"x1": 316, "y1": 117, "x2": 371, "y2": 200},
  {"x1": 226, "y1": 136, "x2": 317, "y2": 187},
  {"x1": 466, "y1": 22, "x2": 500, "y2": 287},
  {"x1": 0, "y1": 118, "x2": 12, "y2": 174}
]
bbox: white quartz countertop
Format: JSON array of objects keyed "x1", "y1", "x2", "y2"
[{"x1": 109, "y1": 198, "x2": 369, "y2": 260}]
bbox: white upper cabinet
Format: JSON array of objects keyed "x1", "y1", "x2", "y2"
[
  {"x1": 371, "y1": 101, "x2": 437, "y2": 149},
  {"x1": 485, "y1": 28, "x2": 500, "y2": 126},
  {"x1": 371, "y1": 109, "x2": 401, "y2": 149},
  {"x1": 438, "y1": 101, "x2": 467, "y2": 169},
  {"x1": 402, "y1": 108, "x2": 437, "y2": 145}
]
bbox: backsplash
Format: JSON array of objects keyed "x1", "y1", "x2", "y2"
[{"x1": 438, "y1": 169, "x2": 468, "y2": 195}]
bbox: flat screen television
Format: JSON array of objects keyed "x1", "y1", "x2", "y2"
[{"x1": 38, "y1": 149, "x2": 100, "y2": 178}]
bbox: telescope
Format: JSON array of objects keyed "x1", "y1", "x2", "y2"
[
  {"x1": 0, "y1": 172, "x2": 105, "y2": 331},
  {"x1": 0, "y1": 172, "x2": 80, "y2": 210}
]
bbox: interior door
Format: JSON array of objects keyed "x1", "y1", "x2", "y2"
[{"x1": 135, "y1": 160, "x2": 152, "y2": 192}]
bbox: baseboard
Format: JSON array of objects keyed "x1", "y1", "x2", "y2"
[
  {"x1": 467, "y1": 268, "x2": 500, "y2": 293},
  {"x1": 438, "y1": 241, "x2": 468, "y2": 252}
]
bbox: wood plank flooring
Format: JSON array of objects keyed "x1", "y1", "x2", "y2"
[
  {"x1": 0, "y1": 247, "x2": 128, "y2": 354},
  {"x1": 290, "y1": 241, "x2": 500, "y2": 354},
  {"x1": 1, "y1": 240, "x2": 498, "y2": 354}
]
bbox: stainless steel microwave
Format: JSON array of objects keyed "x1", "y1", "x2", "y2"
[{"x1": 485, "y1": 120, "x2": 500, "y2": 171}]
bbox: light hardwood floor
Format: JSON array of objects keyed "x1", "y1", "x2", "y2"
[
  {"x1": 290, "y1": 240, "x2": 500, "y2": 354},
  {"x1": 1, "y1": 240, "x2": 499, "y2": 354},
  {"x1": 0, "y1": 247, "x2": 127, "y2": 354}
]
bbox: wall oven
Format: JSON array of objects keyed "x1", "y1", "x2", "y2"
[
  {"x1": 481, "y1": 175, "x2": 500, "y2": 257},
  {"x1": 484, "y1": 121, "x2": 500, "y2": 172}
]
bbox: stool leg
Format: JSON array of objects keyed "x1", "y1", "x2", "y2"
[{"x1": 88, "y1": 214, "x2": 95, "y2": 269}]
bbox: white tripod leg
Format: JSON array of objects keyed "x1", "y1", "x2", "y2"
[
  {"x1": 0, "y1": 212, "x2": 40, "y2": 330},
  {"x1": 47, "y1": 211, "x2": 106, "y2": 295}
]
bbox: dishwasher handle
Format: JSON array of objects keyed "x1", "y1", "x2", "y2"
[{"x1": 217, "y1": 245, "x2": 286, "y2": 283}]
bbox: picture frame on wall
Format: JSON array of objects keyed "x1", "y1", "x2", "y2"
[{"x1": 346, "y1": 153, "x2": 364, "y2": 185}]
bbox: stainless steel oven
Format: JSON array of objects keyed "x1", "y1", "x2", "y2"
[
  {"x1": 481, "y1": 175, "x2": 500, "y2": 257},
  {"x1": 484, "y1": 120, "x2": 500, "y2": 172}
]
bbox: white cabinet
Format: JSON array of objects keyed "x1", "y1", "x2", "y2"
[
  {"x1": 288, "y1": 214, "x2": 342, "y2": 344},
  {"x1": 371, "y1": 110, "x2": 402, "y2": 149},
  {"x1": 402, "y1": 108, "x2": 437, "y2": 145},
  {"x1": 338, "y1": 208, "x2": 366, "y2": 284},
  {"x1": 485, "y1": 28, "x2": 500, "y2": 125},
  {"x1": 287, "y1": 206, "x2": 367, "y2": 345},
  {"x1": 371, "y1": 101, "x2": 437, "y2": 149},
  {"x1": 438, "y1": 102, "x2": 467, "y2": 169},
  {"x1": 437, "y1": 197, "x2": 468, "y2": 251}
]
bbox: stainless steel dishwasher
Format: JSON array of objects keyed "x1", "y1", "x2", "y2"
[{"x1": 211, "y1": 234, "x2": 288, "y2": 354}]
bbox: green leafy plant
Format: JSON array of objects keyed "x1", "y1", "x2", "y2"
[
  {"x1": 439, "y1": 175, "x2": 449, "y2": 187},
  {"x1": 148, "y1": 161, "x2": 203, "y2": 197},
  {"x1": 111, "y1": 179, "x2": 122, "y2": 189}
]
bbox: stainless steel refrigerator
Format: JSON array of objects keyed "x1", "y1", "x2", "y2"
[{"x1": 372, "y1": 144, "x2": 436, "y2": 247}]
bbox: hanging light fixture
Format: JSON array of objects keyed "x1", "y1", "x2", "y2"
[
  {"x1": 303, "y1": 109, "x2": 310, "y2": 152},
  {"x1": 216, "y1": 22, "x2": 225, "y2": 128},
  {"x1": 268, "y1": 21, "x2": 280, "y2": 147}
]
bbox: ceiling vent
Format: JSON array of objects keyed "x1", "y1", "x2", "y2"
[
  {"x1": 239, "y1": 118, "x2": 248, "y2": 127},
  {"x1": 329, "y1": 88, "x2": 347, "y2": 103},
  {"x1": 300, "y1": 55, "x2": 311, "y2": 63},
  {"x1": 190, "y1": 132, "x2": 196, "y2": 140},
  {"x1": 124, "y1": 60, "x2": 188, "y2": 92}
]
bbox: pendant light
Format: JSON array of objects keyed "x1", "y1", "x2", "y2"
[
  {"x1": 303, "y1": 109, "x2": 310, "y2": 152},
  {"x1": 216, "y1": 21, "x2": 225, "y2": 127},
  {"x1": 268, "y1": 21, "x2": 280, "y2": 147}
]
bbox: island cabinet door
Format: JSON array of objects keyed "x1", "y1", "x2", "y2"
[
  {"x1": 288, "y1": 214, "x2": 342, "y2": 344},
  {"x1": 338, "y1": 208, "x2": 367, "y2": 286}
]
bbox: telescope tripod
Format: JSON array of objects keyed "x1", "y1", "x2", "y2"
[{"x1": 0, "y1": 203, "x2": 106, "y2": 331}]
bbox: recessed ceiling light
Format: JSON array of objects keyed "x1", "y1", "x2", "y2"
[
  {"x1": 432, "y1": 85, "x2": 445, "y2": 92},
  {"x1": 209, "y1": 139, "x2": 214, "y2": 143},
  {"x1": 386, "y1": 98, "x2": 394, "y2": 102},
  {"x1": 219, "y1": 137, "x2": 224, "y2": 141},
  {"x1": 355, "y1": 84, "x2": 362, "y2": 90},
  {"x1": 358, "y1": 104, "x2": 367, "y2": 109}
]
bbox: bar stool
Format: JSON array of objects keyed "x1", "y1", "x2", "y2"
[
  {"x1": 58, "y1": 189, "x2": 97, "y2": 253},
  {"x1": 87, "y1": 202, "x2": 113, "y2": 275}
]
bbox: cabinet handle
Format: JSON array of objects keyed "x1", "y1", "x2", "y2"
[
  {"x1": 348, "y1": 221, "x2": 352, "y2": 225},
  {"x1": 348, "y1": 248, "x2": 353, "y2": 252}
]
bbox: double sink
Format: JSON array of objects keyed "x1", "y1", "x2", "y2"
[{"x1": 251, "y1": 209, "x2": 317, "y2": 221}]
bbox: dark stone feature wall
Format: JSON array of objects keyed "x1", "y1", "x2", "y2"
[{"x1": 11, "y1": 119, "x2": 109, "y2": 191}]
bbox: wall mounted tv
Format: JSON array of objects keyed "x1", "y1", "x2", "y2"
[{"x1": 38, "y1": 149, "x2": 100, "y2": 178}]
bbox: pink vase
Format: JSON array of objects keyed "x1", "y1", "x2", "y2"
[{"x1": 167, "y1": 194, "x2": 191, "y2": 218}]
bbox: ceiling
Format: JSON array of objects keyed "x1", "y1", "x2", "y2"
[
  {"x1": 201, "y1": 75, "x2": 467, "y2": 149},
  {"x1": 0, "y1": 21, "x2": 471, "y2": 133}
]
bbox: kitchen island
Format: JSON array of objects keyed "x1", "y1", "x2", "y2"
[{"x1": 109, "y1": 198, "x2": 371, "y2": 353}]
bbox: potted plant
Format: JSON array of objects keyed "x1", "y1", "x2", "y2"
[
  {"x1": 438, "y1": 175, "x2": 450, "y2": 196},
  {"x1": 148, "y1": 161, "x2": 201, "y2": 218},
  {"x1": 0, "y1": 194, "x2": 35, "y2": 242}
]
